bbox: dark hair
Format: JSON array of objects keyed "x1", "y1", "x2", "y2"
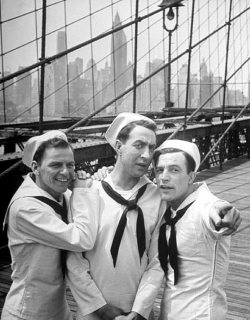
[
  {"x1": 33, "y1": 138, "x2": 73, "y2": 165},
  {"x1": 117, "y1": 120, "x2": 157, "y2": 144},
  {"x1": 153, "y1": 148, "x2": 196, "y2": 173}
]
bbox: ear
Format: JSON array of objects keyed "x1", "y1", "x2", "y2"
[
  {"x1": 31, "y1": 161, "x2": 40, "y2": 176},
  {"x1": 115, "y1": 140, "x2": 122, "y2": 155},
  {"x1": 189, "y1": 171, "x2": 196, "y2": 184}
]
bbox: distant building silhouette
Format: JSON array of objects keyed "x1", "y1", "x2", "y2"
[
  {"x1": 0, "y1": 71, "x2": 16, "y2": 122},
  {"x1": 143, "y1": 59, "x2": 165, "y2": 112},
  {"x1": 44, "y1": 64, "x2": 56, "y2": 117},
  {"x1": 199, "y1": 59, "x2": 213, "y2": 108},
  {"x1": 174, "y1": 63, "x2": 193, "y2": 109},
  {"x1": 15, "y1": 67, "x2": 32, "y2": 118},
  {"x1": 54, "y1": 31, "x2": 68, "y2": 116},
  {"x1": 110, "y1": 12, "x2": 129, "y2": 111}
]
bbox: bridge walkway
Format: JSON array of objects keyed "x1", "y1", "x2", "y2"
[{"x1": 0, "y1": 156, "x2": 250, "y2": 319}]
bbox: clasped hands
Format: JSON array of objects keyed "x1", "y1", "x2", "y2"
[{"x1": 95, "y1": 304, "x2": 145, "y2": 320}]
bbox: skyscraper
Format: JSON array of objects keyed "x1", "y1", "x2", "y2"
[
  {"x1": 110, "y1": 12, "x2": 128, "y2": 110},
  {"x1": 15, "y1": 67, "x2": 32, "y2": 118},
  {"x1": 53, "y1": 31, "x2": 68, "y2": 116}
]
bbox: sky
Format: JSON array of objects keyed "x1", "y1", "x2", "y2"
[{"x1": 0, "y1": 0, "x2": 249, "y2": 95}]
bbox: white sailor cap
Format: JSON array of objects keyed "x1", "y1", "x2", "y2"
[
  {"x1": 22, "y1": 130, "x2": 68, "y2": 168},
  {"x1": 156, "y1": 139, "x2": 201, "y2": 172},
  {"x1": 105, "y1": 112, "x2": 156, "y2": 149}
]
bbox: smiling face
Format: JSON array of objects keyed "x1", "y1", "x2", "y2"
[
  {"x1": 32, "y1": 146, "x2": 75, "y2": 201},
  {"x1": 116, "y1": 125, "x2": 156, "y2": 182},
  {"x1": 155, "y1": 151, "x2": 196, "y2": 210}
]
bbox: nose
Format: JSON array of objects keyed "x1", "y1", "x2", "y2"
[
  {"x1": 141, "y1": 146, "x2": 152, "y2": 159},
  {"x1": 59, "y1": 165, "x2": 69, "y2": 175},
  {"x1": 161, "y1": 169, "x2": 170, "y2": 182}
]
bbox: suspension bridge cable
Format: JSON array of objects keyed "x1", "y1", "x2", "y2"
[{"x1": 184, "y1": 0, "x2": 196, "y2": 130}]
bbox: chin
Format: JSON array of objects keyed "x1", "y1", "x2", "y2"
[
  {"x1": 159, "y1": 191, "x2": 170, "y2": 202},
  {"x1": 56, "y1": 186, "x2": 68, "y2": 194},
  {"x1": 133, "y1": 170, "x2": 146, "y2": 178}
]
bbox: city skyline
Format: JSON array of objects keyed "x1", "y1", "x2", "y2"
[
  {"x1": 1, "y1": 24, "x2": 249, "y2": 123},
  {"x1": 0, "y1": 0, "x2": 249, "y2": 123}
]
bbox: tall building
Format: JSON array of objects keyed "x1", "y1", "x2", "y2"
[
  {"x1": 213, "y1": 75, "x2": 223, "y2": 108},
  {"x1": 199, "y1": 59, "x2": 214, "y2": 108},
  {"x1": 99, "y1": 61, "x2": 114, "y2": 115},
  {"x1": 0, "y1": 71, "x2": 16, "y2": 122},
  {"x1": 54, "y1": 31, "x2": 68, "y2": 116},
  {"x1": 68, "y1": 57, "x2": 84, "y2": 115},
  {"x1": 174, "y1": 63, "x2": 193, "y2": 109},
  {"x1": 143, "y1": 59, "x2": 165, "y2": 112},
  {"x1": 83, "y1": 58, "x2": 102, "y2": 113},
  {"x1": 15, "y1": 67, "x2": 32, "y2": 119},
  {"x1": 110, "y1": 12, "x2": 129, "y2": 110},
  {"x1": 44, "y1": 64, "x2": 55, "y2": 117}
]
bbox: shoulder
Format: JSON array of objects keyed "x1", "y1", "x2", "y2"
[
  {"x1": 10, "y1": 196, "x2": 53, "y2": 214},
  {"x1": 144, "y1": 181, "x2": 160, "y2": 198},
  {"x1": 195, "y1": 182, "x2": 218, "y2": 203}
]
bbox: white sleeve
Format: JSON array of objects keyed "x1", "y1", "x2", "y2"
[
  {"x1": 66, "y1": 251, "x2": 106, "y2": 316},
  {"x1": 11, "y1": 186, "x2": 99, "y2": 251},
  {"x1": 131, "y1": 210, "x2": 165, "y2": 319}
]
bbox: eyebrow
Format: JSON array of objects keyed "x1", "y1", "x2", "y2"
[
  {"x1": 133, "y1": 139, "x2": 156, "y2": 146},
  {"x1": 156, "y1": 163, "x2": 181, "y2": 169}
]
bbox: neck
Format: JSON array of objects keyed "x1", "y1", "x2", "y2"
[
  {"x1": 110, "y1": 166, "x2": 140, "y2": 190},
  {"x1": 169, "y1": 184, "x2": 195, "y2": 211},
  {"x1": 34, "y1": 176, "x2": 62, "y2": 202}
]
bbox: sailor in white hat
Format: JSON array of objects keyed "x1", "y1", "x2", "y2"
[
  {"x1": 69, "y1": 112, "x2": 166, "y2": 320},
  {"x1": 152, "y1": 138, "x2": 239, "y2": 320},
  {"x1": 22, "y1": 130, "x2": 68, "y2": 169},
  {"x1": 105, "y1": 112, "x2": 156, "y2": 150},
  {"x1": 2, "y1": 130, "x2": 99, "y2": 320}
]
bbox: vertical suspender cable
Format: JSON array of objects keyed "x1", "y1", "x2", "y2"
[
  {"x1": 111, "y1": 0, "x2": 117, "y2": 114},
  {"x1": 220, "y1": 0, "x2": 233, "y2": 170},
  {"x1": 184, "y1": 0, "x2": 195, "y2": 132},
  {"x1": 239, "y1": 1, "x2": 244, "y2": 107},
  {"x1": 163, "y1": 11, "x2": 167, "y2": 111},
  {"x1": 132, "y1": 0, "x2": 139, "y2": 113},
  {"x1": 0, "y1": 1, "x2": 6, "y2": 122},
  {"x1": 63, "y1": 0, "x2": 70, "y2": 116},
  {"x1": 231, "y1": 3, "x2": 236, "y2": 106},
  {"x1": 34, "y1": 0, "x2": 40, "y2": 117},
  {"x1": 89, "y1": 0, "x2": 96, "y2": 113},
  {"x1": 147, "y1": 0, "x2": 152, "y2": 111},
  {"x1": 39, "y1": 0, "x2": 47, "y2": 134}
]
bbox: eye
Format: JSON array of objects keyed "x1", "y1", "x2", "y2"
[
  {"x1": 67, "y1": 163, "x2": 75, "y2": 169},
  {"x1": 149, "y1": 145, "x2": 156, "y2": 153},
  {"x1": 156, "y1": 167, "x2": 163, "y2": 174},
  {"x1": 50, "y1": 163, "x2": 60, "y2": 168},
  {"x1": 134, "y1": 142, "x2": 143, "y2": 149}
]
